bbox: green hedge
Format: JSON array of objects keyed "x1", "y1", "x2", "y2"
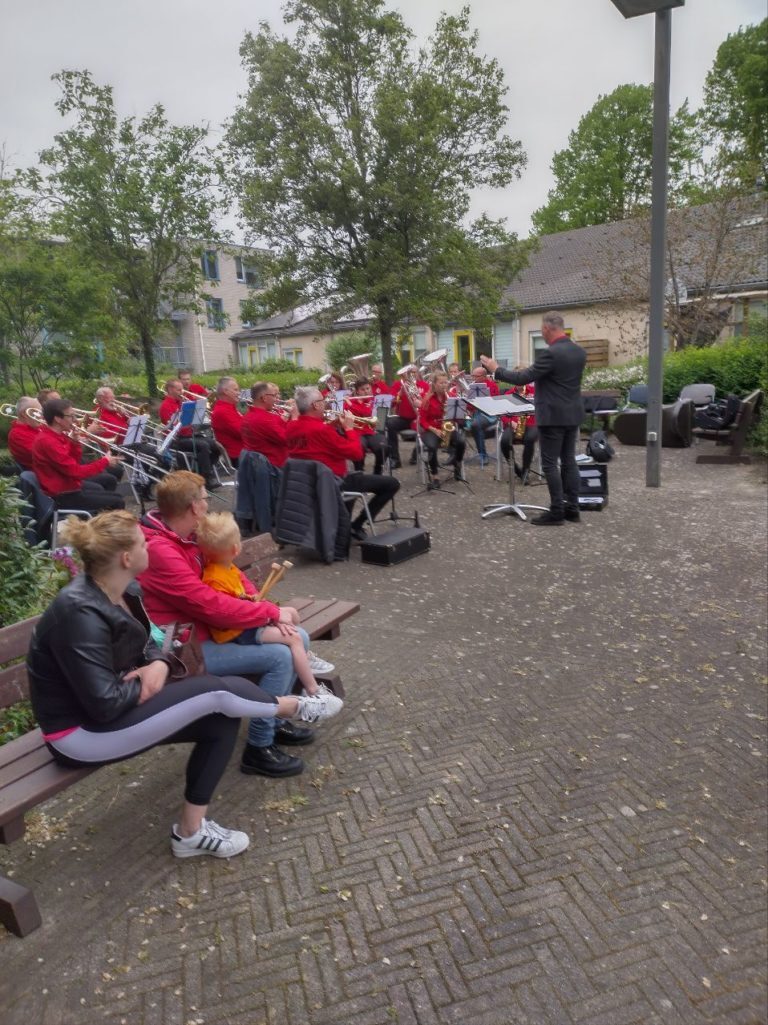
[{"x1": 660, "y1": 329, "x2": 767, "y2": 402}]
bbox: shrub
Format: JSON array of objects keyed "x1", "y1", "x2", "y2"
[
  {"x1": 661, "y1": 326, "x2": 767, "y2": 401},
  {"x1": 0, "y1": 478, "x2": 53, "y2": 627},
  {"x1": 0, "y1": 701, "x2": 37, "y2": 746}
]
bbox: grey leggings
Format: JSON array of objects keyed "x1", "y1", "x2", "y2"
[{"x1": 47, "y1": 675, "x2": 278, "y2": 805}]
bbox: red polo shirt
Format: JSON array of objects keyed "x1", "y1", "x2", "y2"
[
  {"x1": 344, "y1": 395, "x2": 376, "y2": 436},
  {"x1": 32, "y1": 426, "x2": 110, "y2": 496},
  {"x1": 285, "y1": 415, "x2": 363, "y2": 477},
  {"x1": 210, "y1": 400, "x2": 243, "y2": 460},
  {"x1": 370, "y1": 380, "x2": 391, "y2": 397},
  {"x1": 159, "y1": 395, "x2": 193, "y2": 438},
  {"x1": 8, "y1": 421, "x2": 40, "y2": 469},
  {"x1": 391, "y1": 379, "x2": 428, "y2": 421},
  {"x1": 419, "y1": 393, "x2": 447, "y2": 433},
  {"x1": 96, "y1": 406, "x2": 130, "y2": 443},
  {"x1": 241, "y1": 406, "x2": 290, "y2": 468},
  {"x1": 183, "y1": 382, "x2": 208, "y2": 398}
]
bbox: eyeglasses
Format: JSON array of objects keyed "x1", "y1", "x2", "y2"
[{"x1": 61, "y1": 413, "x2": 77, "y2": 419}]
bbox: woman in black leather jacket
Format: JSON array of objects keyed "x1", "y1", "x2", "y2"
[{"x1": 27, "y1": 510, "x2": 342, "y2": 860}]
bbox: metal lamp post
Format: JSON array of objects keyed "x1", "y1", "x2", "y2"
[{"x1": 610, "y1": 0, "x2": 684, "y2": 487}]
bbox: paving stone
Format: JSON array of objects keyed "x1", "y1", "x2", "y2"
[{"x1": 0, "y1": 445, "x2": 765, "y2": 1024}]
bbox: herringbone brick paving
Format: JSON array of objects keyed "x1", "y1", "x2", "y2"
[{"x1": 0, "y1": 444, "x2": 765, "y2": 1024}]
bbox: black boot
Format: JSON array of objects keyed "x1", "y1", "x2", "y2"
[{"x1": 240, "y1": 743, "x2": 304, "y2": 777}]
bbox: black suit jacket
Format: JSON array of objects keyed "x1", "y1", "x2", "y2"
[{"x1": 495, "y1": 336, "x2": 587, "y2": 427}]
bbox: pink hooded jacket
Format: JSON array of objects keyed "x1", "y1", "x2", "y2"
[{"x1": 138, "y1": 511, "x2": 280, "y2": 643}]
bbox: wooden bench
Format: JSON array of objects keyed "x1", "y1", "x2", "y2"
[
  {"x1": 0, "y1": 534, "x2": 359, "y2": 937},
  {"x1": 695, "y1": 389, "x2": 763, "y2": 465}
]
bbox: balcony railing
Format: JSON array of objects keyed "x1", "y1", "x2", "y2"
[{"x1": 153, "y1": 345, "x2": 188, "y2": 368}]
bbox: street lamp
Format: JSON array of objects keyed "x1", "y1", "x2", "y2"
[{"x1": 610, "y1": 0, "x2": 684, "y2": 487}]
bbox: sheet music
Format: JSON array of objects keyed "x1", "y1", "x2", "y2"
[
  {"x1": 124, "y1": 414, "x2": 148, "y2": 446},
  {"x1": 469, "y1": 395, "x2": 534, "y2": 417}
]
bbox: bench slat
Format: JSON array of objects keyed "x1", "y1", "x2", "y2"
[
  {"x1": 0, "y1": 616, "x2": 39, "y2": 665},
  {"x1": 0, "y1": 664, "x2": 30, "y2": 709},
  {"x1": 290, "y1": 598, "x2": 360, "y2": 638},
  {"x1": 0, "y1": 761, "x2": 94, "y2": 830},
  {"x1": 0, "y1": 736, "x2": 59, "y2": 791}
]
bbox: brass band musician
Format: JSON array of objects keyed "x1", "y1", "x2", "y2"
[
  {"x1": 499, "y1": 382, "x2": 538, "y2": 484},
  {"x1": 345, "y1": 378, "x2": 387, "y2": 475},
  {"x1": 7, "y1": 397, "x2": 43, "y2": 470},
  {"x1": 418, "y1": 371, "x2": 466, "y2": 490},
  {"x1": 158, "y1": 379, "x2": 222, "y2": 491}
]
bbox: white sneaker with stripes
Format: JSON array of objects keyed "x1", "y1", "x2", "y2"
[
  {"x1": 171, "y1": 818, "x2": 250, "y2": 859},
  {"x1": 295, "y1": 691, "x2": 344, "y2": 723},
  {"x1": 307, "y1": 650, "x2": 335, "y2": 674}
]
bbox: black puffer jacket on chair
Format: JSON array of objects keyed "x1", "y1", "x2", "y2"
[{"x1": 274, "y1": 459, "x2": 350, "y2": 563}]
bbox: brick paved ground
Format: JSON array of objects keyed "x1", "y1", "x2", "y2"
[{"x1": 1, "y1": 442, "x2": 766, "y2": 1025}]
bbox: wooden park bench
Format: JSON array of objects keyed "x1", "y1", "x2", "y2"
[
  {"x1": 0, "y1": 533, "x2": 359, "y2": 937},
  {"x1": 695, "y1": 388, "x2": 763, "y2": 465}
]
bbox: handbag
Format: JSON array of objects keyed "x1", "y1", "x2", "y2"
[{"x1": 161, "y1": 622, "x2": 207, "y2": 679}]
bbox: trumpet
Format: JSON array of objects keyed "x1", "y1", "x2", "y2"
[{"x1": 324, "y1": 409, "x2": 378, "y2": 429}]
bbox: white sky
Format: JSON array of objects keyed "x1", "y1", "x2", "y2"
[{"x1": 1, "y1": 0, "x2": 764, "y2": 239}]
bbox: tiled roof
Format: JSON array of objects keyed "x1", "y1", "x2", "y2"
[{"x1": 501, "y1": 197, "x2": 767, "y2": 313}]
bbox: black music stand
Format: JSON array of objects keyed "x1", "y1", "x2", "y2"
[{"x1": 480, "y1": 395, "x2": 547, "y2": 521}]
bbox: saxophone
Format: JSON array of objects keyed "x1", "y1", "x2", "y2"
[{"x1": 440, "y1": 420, "x2": 456, "y2": 445}]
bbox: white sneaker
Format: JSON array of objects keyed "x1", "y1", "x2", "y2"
[
  {"x1": 295, "y1": 691, "x2": 344, "y2": 723},
  {"x1": 303, "y1": 681, "x2": 334, "y2": 697},
  {"x1": 307, "y1": 650, "x2": 335, "y2": 674},
  {"x1": 171, "y1": 818, "x2": 250, "y2": 859}
]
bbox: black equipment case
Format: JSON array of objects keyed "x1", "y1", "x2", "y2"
[
  {"x1": 577, "y1": 463, "x2": 609, "y2": 510},
  {"x1": 360, "y1": 526, "x2": 431, "y2": 565}
]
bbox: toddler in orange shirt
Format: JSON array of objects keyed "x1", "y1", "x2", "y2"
[{"x1": 196, "y1": 511, "x2": 325, "y2": 696}]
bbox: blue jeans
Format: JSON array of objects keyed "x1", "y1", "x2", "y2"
[{"x1": 201, "y1": 627, "x2": 309, "y2": 746}]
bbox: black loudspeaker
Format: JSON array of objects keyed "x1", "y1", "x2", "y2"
[
  {"x1": 360, "y1": 526, "x2": 431, "y2": 565},
  {"x1": 578, "y1": 463, "x2": 608, "y2": 510}
]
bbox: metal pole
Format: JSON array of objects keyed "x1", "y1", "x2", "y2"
[{"x1": 646, "y1": 8, "x2": 671, "y2": 486}]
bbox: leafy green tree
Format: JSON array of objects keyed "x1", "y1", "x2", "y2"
[
  {"x1": 702, "y1": 19, "x2": 768, "y2": 190},
  {"x1": 31, "y1": 70, "x2": 227, "y2": 395},
  {"x1": 227, "y1": 0, "x2": 528, "y2": 380},
  {"x1": 0, "y1": 230, "x2": 118, "y2": 393},
  {"x1": 324, "y1": 330, "x2": 381, "y2": 373},
  {"x1": 532, "y1": 84, "x2": 700, "y2": 235}
]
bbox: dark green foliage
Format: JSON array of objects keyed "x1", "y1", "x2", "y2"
[
  {"x1": 702, "y1": 19, "x2": 768, "y2": 189},
  {"x1": 532, "y1": 84, "x2": 700, "y2": 234},
  {"x1": 661, "y1": 324, "x2": 767, "y2": 402},
  {"x1": 324, "y1": 331, "x2": 382, "y2": 372},
  {"x1": 0, "y1": 701, "x2": 37, "y2": 746},
  {"x1": 0, "y1": 477, "x2": 51, "y2": 627}
]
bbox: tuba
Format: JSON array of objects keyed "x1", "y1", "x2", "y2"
[
  {"x1": 341, "y1": 352, "x2": 371, "y2": 388},
  {"x1": 418, "y1": 348, "x2": 449, "y2": 380},
  {"x1": 396, "y1": 363, "x2": 421, "y2": 410}
]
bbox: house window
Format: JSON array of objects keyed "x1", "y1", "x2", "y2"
[
  {"x1": 474, "y1": 328, "x2": 493, "y2": 362},
  {"x1": 282, "y1": 348, "x2": 304, "y2": 367},
  {"x1": 396, "y1": 334, "x2": 414, "y2": 366},
  {"x1": 531, "y1": 326, "x2": 572, "y2": 354},
  {"x1": 206, "y1": 298, "x2": 225, "y2": 329},
  {"x1": 254, "y1": 341, "x2": 277, "y2": 363},
  {"x1": 239, "y1": 300, "x2": 254, "y2": 327},
  {"x1": 234, "y1": 256, "x2": 261, "y2": 287},
  {"x1": 201, "y1": 249, "x2": 219, "y2": 281}
]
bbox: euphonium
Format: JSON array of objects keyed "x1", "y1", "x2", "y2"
[{"x1": 343, "y1": 352, "x2": 371, "y2": 387}]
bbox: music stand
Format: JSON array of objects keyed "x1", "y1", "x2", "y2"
[{"x1": 479, "y1": 396, "x2": 547, "y2": 521}]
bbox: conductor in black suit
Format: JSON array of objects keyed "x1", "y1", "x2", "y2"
[{"x1": 481, "y1": 312, "x2": 587, "y2": 525}]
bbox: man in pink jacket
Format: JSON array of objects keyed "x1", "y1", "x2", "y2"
[{"x1": 138, "y1": 470, "x2": 333, "y2": 778}]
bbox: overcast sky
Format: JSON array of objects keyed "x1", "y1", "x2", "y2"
[{"x1": 1, "y1": 0, "x2": 764, "y2": 239}]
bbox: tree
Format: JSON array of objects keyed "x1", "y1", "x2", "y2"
[
  {"x1": 31, "y1": 71, "x2": 226, "y2": 395},
  {"x1": 532, "y1": 84, "x2": 700, "y2": 235},
  {"x1": 702, "y1": 19, "x2": 768, "y2": 190},
  {"x1": 0, "y1": 166, "x2": 119, "y2": 392},
  {"x1": 227, "y1": 0, "x2": 528, "y2": 380},
  {"x1": 325, "y1": 330, "x2": 381, "y2": 372}
]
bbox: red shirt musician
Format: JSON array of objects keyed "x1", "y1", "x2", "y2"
[
  {"x1": 500, "y1": 382, "x2": 538, "y2": 483},
  {"x1": 8, "y1": 397, "x2": 43, "y2": 469},
  {"x1": 209, "y1": 377, "x2": 244, "y2": 466},
  {"x1": 286, "y1": 385, "x2": 399, "y2": 541},
  {"x1": 345, "y1": 379, "x2": 386, "y2": 475},
  {"x1": 241, "y1": 382, "x2": 297, "y2": 469},
  {"x1": 386, "y1": 371, "x2": 428, "y2": 468},
  {"x1": 178, "y1": 371, "x2": 210, "y2": 400},
  {"x1": 369, "y1": 363, "x2": 391, "y2": 397},
  {"x1": 418, "y1": 370, "x2": 466, "y2": 489},
  {"x1": 158, "y1": 379, "x2": 222, "y2": 490},
  {"x1": 32, "y1": 398, "x2": 125, "y2": 511}
]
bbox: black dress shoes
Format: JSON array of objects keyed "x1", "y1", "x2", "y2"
[
  {"x1": 408, "y1": 451, "x2": 418, "y2": 465},
  {"x1": 350, "y1": 525, "x2": 368, "y2": 542},
  {"x1": 531, "y1": 510, "x2": 565, "y2": 526},
  {"x1": 274, "y1": 722, "x2": 315, "y2": 745},
  {"x1": 390, "y1": 459, "x2": 402, "y2": 469},
  {"x1": 240, "y1": 743, "x2": 304, "y2": 777},
  {"x1": 564, "y1": 507, "x2": 581, "y2": 522}
]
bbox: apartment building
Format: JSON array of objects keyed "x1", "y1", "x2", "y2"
[{"x1": 157, "y1": 245, "x2": 266, "y2": 372}]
